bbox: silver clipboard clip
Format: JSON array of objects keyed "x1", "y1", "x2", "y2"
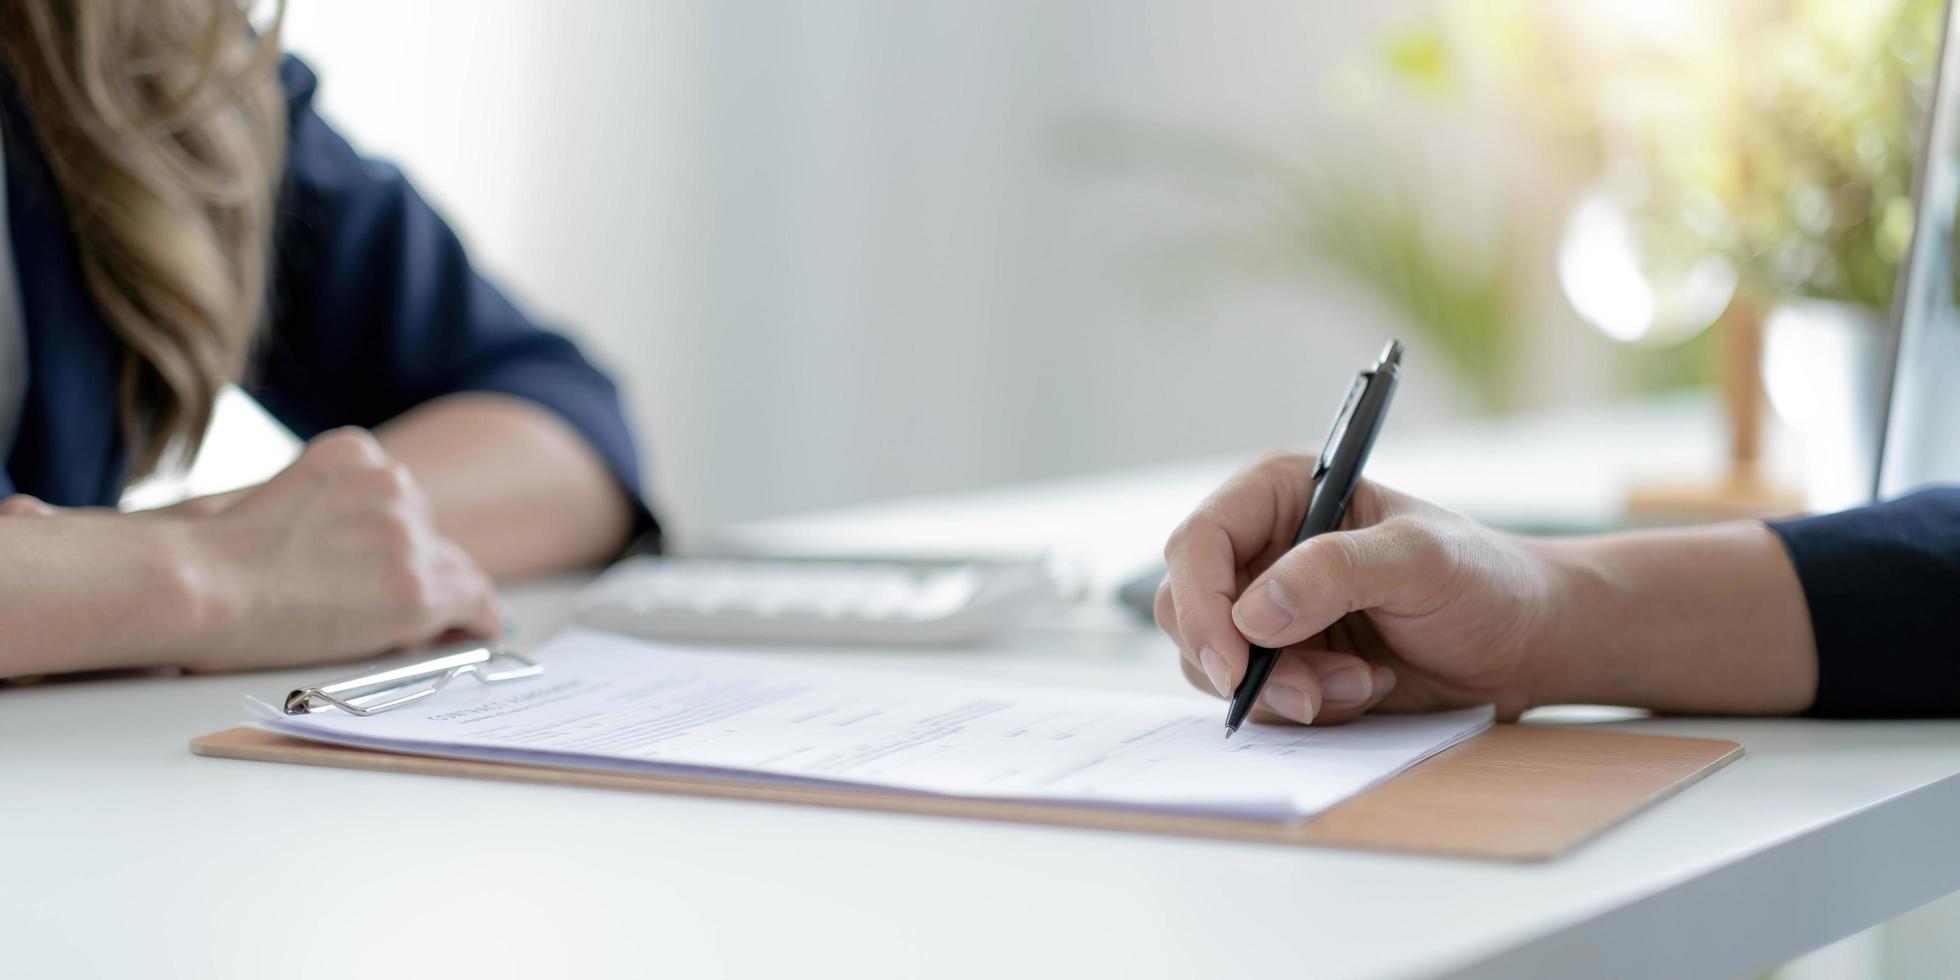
[{"x1": 283, "y1": 644, "x2": 545, "y2": 716}]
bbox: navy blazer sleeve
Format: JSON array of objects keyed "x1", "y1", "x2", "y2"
[
  {"x1": 248, "y1": 57, "x2": 657, "y2": 546},
  {"x1": 1769, "y1": 487, "x2": 1960, "y2": 716}
]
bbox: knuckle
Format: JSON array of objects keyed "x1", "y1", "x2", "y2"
[
  {"x1": 386, "y1": 462, "x2": 415, "y2": 492},
  {"x1": 339, "y1": 427, "x2": 383, "y2": 456},
  {"x1": 342, "y1": 461, "x2": 412, "y2": 500},
  {"x1": 1162, "y1": 519, "x2": 1194, "y2": 561},
  {"x1": 1249, "y1": 449, "x2": 1306, "y2": 481},
  {"x1": 181, "y1": 496, "x2": 222, "y2": 517},
  {"x1": 1152, "y1": 581, "x2": 1176, "y2": 633},
  {"x1": 1347, "y1": 478, "x2": 1389, "y2": 522},
  {"x1": 371, "y1": 462, "x2": 414, "y2": 498},
  {"x1": 305, "y1": 429, "x2": 387, "y2": 474},
  {"x1": 1249, "y1": 448, "x2": 1297, "y2": 471},
  {"x1": 369, "y1": 506, "x2": 419, "y2": 555},
  {"x1": 1163, "y1": 514, "x2": 1211, "y2": 562}
]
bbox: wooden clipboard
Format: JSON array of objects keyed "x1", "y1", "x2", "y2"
[{"x1": 192, "y1": 723, "x2": 1739, "y2": 862}]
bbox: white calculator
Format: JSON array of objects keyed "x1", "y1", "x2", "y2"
[{"x1": 573, "y1": 555, "x2": 1055, "y2": 646}]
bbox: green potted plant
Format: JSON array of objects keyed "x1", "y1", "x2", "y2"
[{"x1": 1368, "y1": 0, "x2": 1942, "y2": 510}]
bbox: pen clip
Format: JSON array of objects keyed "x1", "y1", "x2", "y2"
[{"x1": 1314, "y1": 372, "x2": 1370, "y2": 480}]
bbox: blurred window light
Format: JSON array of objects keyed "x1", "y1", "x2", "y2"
[
  {"x1": 1568, "y1": 0, "x2": 1716, "y2": 51},
  {"x1": 1558, "y1": 187, "x2": 1735, "y2": 346}
]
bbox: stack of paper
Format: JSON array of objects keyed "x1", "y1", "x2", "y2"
[{"x1": 254, "y1": 630, "x2": 1492, "y2": 824}]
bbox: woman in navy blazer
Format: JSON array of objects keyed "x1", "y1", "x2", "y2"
[{"x1": 0, "y1": 8, "x2": 651, "y2": 677}]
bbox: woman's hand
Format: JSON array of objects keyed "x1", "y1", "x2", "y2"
[
  {"x1": 1155, "y1": 452, "x2": 1818, "y2": 725},
  {"x1": 0, "y1": 429, "x2": 500, "y2": 676},
  {"x1": 167, "y1": 429, "x2": 503, "y2": 672}
]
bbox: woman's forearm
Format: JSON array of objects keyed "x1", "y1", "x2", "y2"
[
  {"x1": 376, "y1": 393, "x2": 635, "y2": 580},
  {"x1": 1530, "y1": 522, "x2": 1819, "y2": 714},
  {"x1": 0, "y1": 515, "x2": 216, "y2": 677}
]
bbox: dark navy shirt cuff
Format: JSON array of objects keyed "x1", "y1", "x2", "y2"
[{"x1": 1768, "y1": 487, "x2": 1960, "y2": 717}]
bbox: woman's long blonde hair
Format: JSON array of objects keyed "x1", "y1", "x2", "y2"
[{"x1": 0, "y1": 1, "x2": 285, "y2": 479}]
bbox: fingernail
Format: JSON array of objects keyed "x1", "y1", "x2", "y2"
[
  {"x1": 1263, "y1": 683, "x2": 1316, "y2": 724},
  {"x1": 1322, "y1": 667, "x2": 1372, "y2": 704},
  {"x1": 1199, "y1": 646, "x2": 1232, "y2": 697},
  {"x1": 1234, "y1": 580, "x2": 1295, "y2": 639},
  {"x1": 1372, "y1": 665, "x2": 1397, "y2": 697}
]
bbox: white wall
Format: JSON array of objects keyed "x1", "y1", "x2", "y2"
[{"x1": 278, "y1": 0, "x2": 1508, "y2": 532}]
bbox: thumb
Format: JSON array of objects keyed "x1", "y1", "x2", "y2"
[{"x1": 1230, "y1": 519, "x2": 1442, "y2": 649}]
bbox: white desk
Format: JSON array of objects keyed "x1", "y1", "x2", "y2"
[{"x1": 7, "y1": 451, "x2": 1958, "y2": 980}]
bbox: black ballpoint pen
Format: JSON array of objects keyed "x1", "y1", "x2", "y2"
[{"x1": 1225, "y1": 340, "x2": 1403, "y2": 738}]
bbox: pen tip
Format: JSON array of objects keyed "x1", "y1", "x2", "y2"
[{"x1": 1223, "y1": 725, "x2": 1236, "y2": 739}]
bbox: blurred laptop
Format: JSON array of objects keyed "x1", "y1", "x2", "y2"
[{"x1": 1878, "y1": 0, "x2": 1960, "y2": 498}]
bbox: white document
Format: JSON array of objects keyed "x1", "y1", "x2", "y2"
[{"x1": 255, "y1": 630, "x2": 1492, "y2": 823}]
